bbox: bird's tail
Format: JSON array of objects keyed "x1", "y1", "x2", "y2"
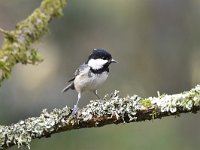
[{"x1": 61, "y1": 82, "x2": 74, "y2": 93}]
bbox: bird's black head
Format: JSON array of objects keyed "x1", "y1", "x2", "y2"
[
  {"x1": 88, "y1": 49, "x2": 112, "y2": 61},
  {"x1": 86, "y1": 49, "x2": 117, "y2": 73}
]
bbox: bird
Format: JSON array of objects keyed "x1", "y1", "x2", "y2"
[{"x1": 62, "y1": 48, "x2": 117, "y2": 113}]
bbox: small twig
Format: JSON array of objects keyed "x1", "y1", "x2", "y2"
[
  {"x1": 0, "y1": 28, "x2": 10, "y2": 36},
  {"x1": 0, "y1": 0, "x2": 67, "y2": 85}
]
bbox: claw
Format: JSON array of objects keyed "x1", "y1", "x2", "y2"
[{"x1": 71, "y1": 105, "x2": 79, "y2": 115}]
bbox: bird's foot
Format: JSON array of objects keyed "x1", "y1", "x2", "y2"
[{"x1": 71, "y1": 105, "x2": 79, "y2": 115}]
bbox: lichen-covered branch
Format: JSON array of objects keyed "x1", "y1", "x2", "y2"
[
  {"x1": 0, "y1": 85, "x2": 200, "y2": 149},
  {"x1": 0, "y1": 0, "x2": 67, "y2": 85}
]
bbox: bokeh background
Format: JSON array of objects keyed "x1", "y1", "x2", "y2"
[{"x1": 0, "y1": 0, "x2": 200, "y2": 150}]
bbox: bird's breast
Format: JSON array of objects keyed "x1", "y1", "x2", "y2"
[{"x1": 74, "y1": 71, "x2": 108, "y2": 92}]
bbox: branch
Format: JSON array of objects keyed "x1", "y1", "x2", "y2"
[
  {"x1": 0, "y1": 85, "x2": 200, "y2": 149},
  {"x1": 0, "y1": 0, "x2": 67, "y2": 85}
]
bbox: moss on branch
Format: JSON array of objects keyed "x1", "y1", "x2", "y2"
[
  {"x1": 0, "y1": 85, "x2": 200, "y2": 149},
  {"x1": 0, "y1": 0, "x2": 67, "y2": 85}
]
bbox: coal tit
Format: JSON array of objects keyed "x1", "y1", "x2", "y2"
[{"x1": 62, "y1": 49, "x2": 117, "y2": 113}]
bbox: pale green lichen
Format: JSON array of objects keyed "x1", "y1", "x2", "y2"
[
  {"x1": 0, "y1": 0, "x2": 67, "y2": 85},
  {"x1": 79, "y1": 90, "x2": 142, "y2": 123},
  {"x1": 0, "y1": 106, "x2": 71, "y2": 149},
  {"x1": 140, "y1": 98, "x2": 152, "y2": 108},
  {"x1": 150, "y1": 85, "x2": 200, "y2": 114},
  {"x1": 1, "y1": 86, "x2": 200, "y2": 149}
]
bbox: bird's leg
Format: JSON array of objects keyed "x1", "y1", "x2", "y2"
[
  {"x1": 72, "y1": 93, "x2": 81, "y2": 114},
  {"x1": 93, "y1": 90, "x2": 101, "y2": 100}
]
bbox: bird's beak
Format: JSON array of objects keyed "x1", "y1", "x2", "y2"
[{"x1": 111, "y1": 59, "x2": 118, "y2": 63}]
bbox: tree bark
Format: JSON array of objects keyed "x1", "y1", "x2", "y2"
[{"x1": 0, "y1": 85, "x2": 200, "y2": 149}]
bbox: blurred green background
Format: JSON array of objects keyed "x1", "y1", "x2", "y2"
[{"x1": 0, "y1": 0, "x2": 200, "y2": 150}]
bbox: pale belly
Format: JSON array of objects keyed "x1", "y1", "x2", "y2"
[{"x1": 74, "y1": 71, "x2": 108, "y2": 92}]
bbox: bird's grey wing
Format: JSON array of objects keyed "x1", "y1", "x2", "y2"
[
  {"x1": 67, "y1": 63, "x2": 87, "y2": 83},
  {"x1": 62, "y1": 71, "x2": 78, "y2": 92},
  {"x1": 62, "y1": 63, "x2": 88, "y2": 93}
]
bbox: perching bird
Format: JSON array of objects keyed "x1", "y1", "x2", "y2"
[{"x1": 62, "y1": 49, "x2": 117, "y2": 113}]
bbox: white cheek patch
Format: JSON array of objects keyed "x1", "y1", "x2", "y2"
[{"x1": 88, "y1": 58, "x2": 108, "y2": 70}]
